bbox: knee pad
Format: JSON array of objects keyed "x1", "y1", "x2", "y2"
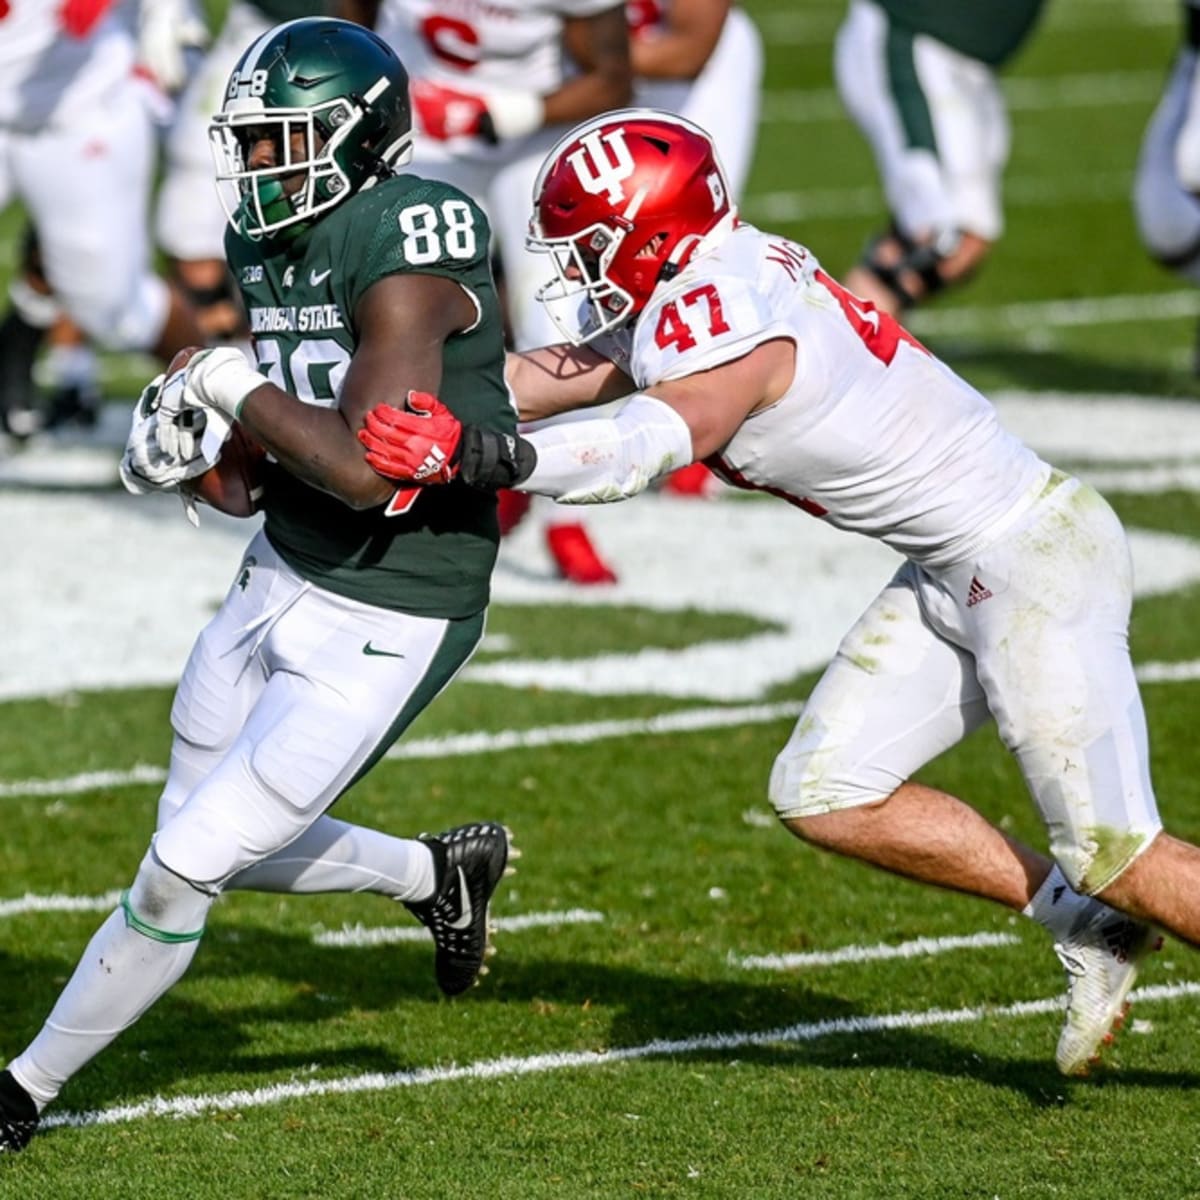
[
  {"x1": 768, "y1": 743, "x2": 894, "y2": 821},
  {"x1": 125, "y1": 845, "x2": 214, "y2": 942},
  {"x1": 152, "y1": 797, "x2": 249, "y2": 890}
]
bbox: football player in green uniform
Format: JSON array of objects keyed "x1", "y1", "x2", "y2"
[
  {"x1": 834, "y1": 0, "x2": 1047, "y2": 315},
  {"x1": 0, "y1": 18, "x2": 513, "y2": 1153}
]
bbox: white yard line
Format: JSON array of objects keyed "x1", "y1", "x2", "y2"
[
  {"x1": 734, "y1": 932, "x2": 1021, "y2": 971},
  {"x1": 38, "y1": 981, "x2": 1200, "y2": 1133},
  {"x1": 313, "y1": 909, "x2": 605, "y2": 947},
  {"x1": 5, "y1": 663, "x2": 1200, "y2": 803},
  {"x1": 0, "y1": 890, "x2": 122, "y2": 918}
]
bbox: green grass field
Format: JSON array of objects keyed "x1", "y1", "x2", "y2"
[{"x1": 7, "y1": 0, "x2": 1200, "y2": 1196}]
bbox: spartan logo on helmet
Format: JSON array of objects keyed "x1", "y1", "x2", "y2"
[{"x1": 567, "y1": 129, "x2": 636, "y2": 206}]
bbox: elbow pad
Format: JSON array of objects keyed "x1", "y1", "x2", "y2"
[{"x1": 520, "y1": 394, "x2": 694, "y2": 503}]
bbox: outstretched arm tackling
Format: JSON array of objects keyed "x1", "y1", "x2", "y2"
[
  {"x1": 361, "y1": 338, "x2": 794, "y2": 500},
  {"x1": 143, "y1": 273, "x2": 478, "y2": 511}
]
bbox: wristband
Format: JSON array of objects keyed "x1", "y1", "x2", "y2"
[
  {"x1": 484, "y1": 90, "x2": 544, "y2": 140},
  {"x1": 191, "y1": 347, "x2": 266, "y2": 419},
  {"x1": 459, "y1": 426, "x2": 538, "y2": 488}
]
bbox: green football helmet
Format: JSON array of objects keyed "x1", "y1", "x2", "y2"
[{"x1": 209, "y1": 17, "x2": 413, "y2": 241}]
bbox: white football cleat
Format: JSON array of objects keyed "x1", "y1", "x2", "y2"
[{"x1": 1054, "y1": 904, "x2": 1160, "y2": 1076}]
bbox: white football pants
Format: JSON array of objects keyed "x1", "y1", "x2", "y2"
[{"x1": 770, "y1": 474, "x2": 1162, "y2": 895}]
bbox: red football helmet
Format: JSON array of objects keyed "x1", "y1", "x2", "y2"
[{"x1": 528, "y1": 109, "x2": 736, "y2": 343}]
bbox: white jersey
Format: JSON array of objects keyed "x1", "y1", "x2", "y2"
[
  {"x1": 376, "y1": 0, "x2": 618, "y2": 95},
  {"x1": 612, "y1": 224, "x2": 1050, "y2": 567},
  {"x1": 0, "y1": 0, "x2": 136, "y2": 131}
]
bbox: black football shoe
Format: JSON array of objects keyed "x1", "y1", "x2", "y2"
[
  {"x1": 0, "y1": 1070, "x2": 38, "y2": 1153},
  {"x1": 405, "y1": 822, "x2": 510, "y2": 997}
]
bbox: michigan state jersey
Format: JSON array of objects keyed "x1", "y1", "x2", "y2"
[
  {"x1": 224, "y1": 174, "x2": 514, "y2": 617},
  {"x1": 872, "y1": 0, "x2": 1046, "y2": 66}
]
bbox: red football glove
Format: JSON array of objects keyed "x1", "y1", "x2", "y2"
[
  {"x1": 411, "y1": 79, "x2": 492, "y2": 141},
  {"x1": 359, "y1": 391, "x2": 463, "y2": 485}
]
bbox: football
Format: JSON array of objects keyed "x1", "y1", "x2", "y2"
[
  {"x1": 181, "y1": 423, "x2": 267, "y2": 518},
  {"x1": 164, "y1": 346, "x2": 266, "y2": 518}
]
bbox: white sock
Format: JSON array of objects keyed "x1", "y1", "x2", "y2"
[
  {"x1": 9, "y1": 906, "x2": 204, "y2": 1109},
  {"x1": 227, "y1": 817, "x2": 437, "y2": 903},
  {"x1": 1022, "y1": 864, "x2": 1093, "y2": 940}
]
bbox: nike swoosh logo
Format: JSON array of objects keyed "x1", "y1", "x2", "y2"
[
  {"x1": 447, "y1": 867, "x2": 474, "y2": 930},
  {"x1": 309, "y1": 268, "x2": 332, "y2": 287},
  {"x1": 362, "y1": 641, "x2": 405, "y2": 658},
  {"x1": 291, "y1": 71, "x2": 339, "y2": 89}
]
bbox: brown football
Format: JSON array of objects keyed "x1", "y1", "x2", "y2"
[{"x1": 181, "y1": 423, "x2": 267, "y2": 518}]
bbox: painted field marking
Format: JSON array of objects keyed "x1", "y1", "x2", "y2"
[
  {"x1": 39, "y1": 981, "x2": 1200, "y2": 1134},
  {"x1": 734, "y1": 931, "x2": 1022, "y2": 971},
  {"x1": 313, "y1": 909, "x2": 605, "y2": 948},
  {"x1": 5, "y1": 662, "x2": 1200, "y2": 803},
  {"x1": 0, "y1": 890, "x2": 122, "y2": 918}
]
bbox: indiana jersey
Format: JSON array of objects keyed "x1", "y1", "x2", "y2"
[
  {"x1": 0, "y1": 0, "x2": 135, "y2": 130},
  {"x1": 225, "y1": 173, "x2": 514, "y2": 617},
  {"x1": 613, "y1": 224, "x2": 1049, "y2": 568},
  {"x1": 376, "y1": 0, "x2": 618, "y2": 95}
]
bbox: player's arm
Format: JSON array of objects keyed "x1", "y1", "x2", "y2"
[
  {"x1": 334, "y1": 0, "x2": 380, "y2": 27},
  {"x1": 505, "y1": 344, "x2": 634, "y2": 422},
  {"x1": 414, "y1": 5, "x2": 630, "y2": 142},
  {"x1": 629, "y1": 0, "x2": 729, "y2": 80},
  {"x1": 179, "y1": 274, "x2": 478, "y2": 509},
  {"x1": 361, "y1": 338, "x2": 793, "y2": 500},
  {"x1": 548, "y1": 5, "x2": 633, "y2": 126}
]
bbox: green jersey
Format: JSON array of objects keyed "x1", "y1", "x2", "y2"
[
  {"x1": 872, "y1": 0, "x2": 1046, "y2": 66},
  {"x1": 225, "y1": 174, "x2": 514, "y2": 618}
]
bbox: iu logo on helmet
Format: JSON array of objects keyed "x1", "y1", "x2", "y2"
[{"x1": 567, "y1": 129, "x2": 635, "y2": 205}]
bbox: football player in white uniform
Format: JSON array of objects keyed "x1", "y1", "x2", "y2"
[
  {"x1": 1133, "y1": 0, "x2": 1200, "y2": 371},
  {"x1": 358, "y1": 109, "x2": 1200, "y2": 1078},
  {"x1": 626, "y1": 0, "x2": 762, "y2": 497},
  {"x1": 0, "y1": 0, "x2": 206, "y2": 436},
  {"x1": 834, "y1": 0, "x2": 1047, "y2": 316}
]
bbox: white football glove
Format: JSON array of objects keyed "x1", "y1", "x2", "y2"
[
  {"x1": 119, "y1": 372, "x2": 222, "y2": 496},
  {"x1": 137, "y1": 0, "x2": 210, "y2": 95}
]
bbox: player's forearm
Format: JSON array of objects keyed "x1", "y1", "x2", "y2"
[
  {"x1": 239, "y1": 385, "x2": 395, "y2": 509},
  {"x1": 540, "y1": 70, "x2": 632, "y2": 126},
  {"x1": 630, "y1": 27, "x2": 720, "y2": 78},
  {"x1": 505, "y1": 347, "x2": 632, "y2": 422},
  {"x1": 454, "y1": 395, "x2": 694, "y2": 501}
]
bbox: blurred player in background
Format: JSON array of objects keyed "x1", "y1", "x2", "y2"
[
  {"x1": 627, "y1": 0, "x2": 761, "y2": 498},
  {"x1": 0, "y1": 0, "x2": 208, "y2": 438},
  {"x1": 0, "y1": 18, "x2": 511, "y2": 1153},
  {"x1": 1133, "y1": 0, "x2": 1200, "y2": 373},
  {"x1": 359, "y1": 109, "x2": 1194, "y2": 1080},
  {"x1": 834, "y1": 0, "x2": 1047, "y2": 317},
  {"x1": 345, "y1": 0, "x2": 632, "y2": 583}
]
